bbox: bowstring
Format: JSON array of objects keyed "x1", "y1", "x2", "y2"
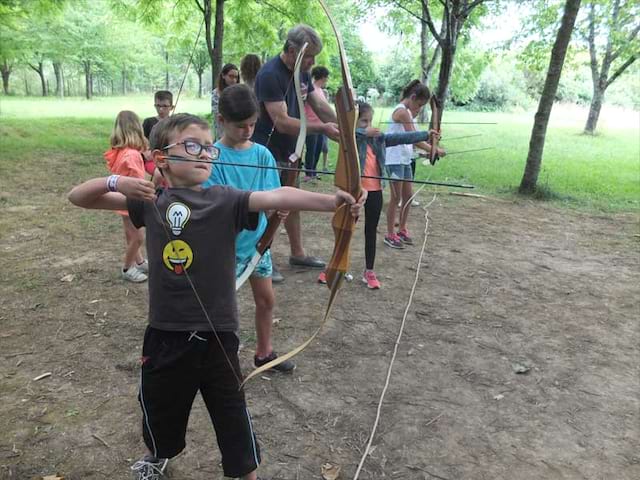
[
  {"x1": 173, "y1": 19, "x2": 205, "y2": 113},
  {"x1": 150, "y1": 199, "x2": 244, "y2": 389}
]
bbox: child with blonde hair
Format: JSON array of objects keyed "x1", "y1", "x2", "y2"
[{"x1": 104, "y1": 110, "x2": 149, "y2": 282}]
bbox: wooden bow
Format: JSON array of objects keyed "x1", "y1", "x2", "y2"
[
  {"x1": 235, "y1": 42, "x2": 309, "y2": 291},
  {"x1": 240, "y1": 0, "x2": 361, "y2": 386},
  {"x1": 428, "y1": 95, "x2": 442, "y2": 165},
  {"x1": 318, "y1": 0, "x2": 361, "y2": 290}
]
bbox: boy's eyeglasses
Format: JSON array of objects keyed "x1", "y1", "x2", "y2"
[
  {"x1": 154, "y1": 104, "x2": 173, "y2": 108},
  {"x1": 162, "y1": 141, "x2": 219, "y2": 159}
]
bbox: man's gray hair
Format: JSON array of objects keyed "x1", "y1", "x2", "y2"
[{"x1": 284, "y1": 24, "x2": 322, "y2": 54}]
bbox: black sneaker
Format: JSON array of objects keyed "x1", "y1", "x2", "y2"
[
  {"x1": 254, "y1": 351, "x2": 296, "y2": 373},
  {"x1": 289, "y1": 255, "x2": 325, "y2": 268}
]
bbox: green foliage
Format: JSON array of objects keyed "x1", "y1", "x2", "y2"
[
  {"x1": 606, "y1": 62, "x2": 640, "y2": 109},
  {"x1": 464, "y1": 55, "x2": 532, "y2": 110},
  {"x1": 449, "y1": 48, "x2": 490, "y2": 104},
  {"x1": 377, "y1": 46, "x2": 419, "y2": 103}
]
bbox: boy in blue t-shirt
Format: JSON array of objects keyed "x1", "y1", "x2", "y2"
[{"x1": 204, "y1": 83, "x2": 296, "y2": 373}]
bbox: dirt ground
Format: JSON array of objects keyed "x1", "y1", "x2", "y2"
[{"x1": 1, "y1": 180, "x2": 638, "y2": 480}]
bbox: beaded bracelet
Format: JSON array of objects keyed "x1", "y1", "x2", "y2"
[{"x1": 106, "y1": 174, "x2": 120, "y2": 192}]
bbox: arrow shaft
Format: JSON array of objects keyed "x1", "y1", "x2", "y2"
[{"x1": 163, "y1": 155, "x2": 474, "y2": 189}]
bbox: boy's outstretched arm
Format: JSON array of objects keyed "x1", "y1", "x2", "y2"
[
  {"x1": 248, "y1": 187, "x2": 366, "y2": 218},
  {"x1": 68, "y1": 176, "x2": 156, "y2": 210}
]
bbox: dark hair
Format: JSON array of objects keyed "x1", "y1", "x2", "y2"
[
  {"x1": 311, "y1": 66, "x2": 329, "y2": 81},
  {"x1": 357, "y1": 101, "x2": 373, "y2": 118},
  {"x1": 149, "y1": 113, "x2": 209, "y2": 151},
  {"x1": 218, "y1": 84, "x2": 259, "y2": 122},
  {"x1": 401, "y1": 80, "x2": 431, "y2": 102},
  {"x1": 240, "y1": 54, "x2": 261, "y2": 84},
  {"x1": 154, "y1": 90, "x2": 173, "y2": 104},
  {"x1": 217, "y1": 63, "x2": 239, "y2": 91}
]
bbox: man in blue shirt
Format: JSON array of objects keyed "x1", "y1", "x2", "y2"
[{"x1": 253, "y1": 24, "x2": 339, "y2": 282}]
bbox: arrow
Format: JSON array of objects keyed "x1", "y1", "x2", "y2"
[
  {"x1": 378, "y1": 121, "x2": 497, "y2": 125},
  {"x1": 161, "y1": 155, "x2": 475, "y2": 189}
]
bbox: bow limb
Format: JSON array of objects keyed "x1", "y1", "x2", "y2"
[
  {"x1": 318, "y1": 0, "x2": 361, "y2": 289},
  {"x1": 235, "y1": 43, "x2": 309, "y2": 292},
  {"x1": 428, "y1": 95, "x2": 442, "y2": 165}
]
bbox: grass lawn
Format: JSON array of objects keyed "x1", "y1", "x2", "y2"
[{"x1": 1, "y1": 95, "x2": 638, "y2": 212}]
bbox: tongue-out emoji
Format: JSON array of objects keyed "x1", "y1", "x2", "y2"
[{"x1": 162, "y1": 240, "x2": 193, "y2": 275}]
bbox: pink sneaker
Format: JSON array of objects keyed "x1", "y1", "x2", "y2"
[
  {"x1": 384, "y1": 233, "x2": 404, "y2": 249},
  {"x1": 317, "y1": 271, "x2": 327, "y2": 284},
  {"x1": 397, "y1": 228, "x2": 414, "y2": 245},
  {"x1": 362, "y1": 270, "x2": 381, "y2": 289}
]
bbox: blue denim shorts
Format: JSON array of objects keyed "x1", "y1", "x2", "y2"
[
  {"x1": 236, "y1": 249, "x2": 273, "y2": 279},
  {"x1": 386, "y1": 164, "x2": 413, "y2": 180}
]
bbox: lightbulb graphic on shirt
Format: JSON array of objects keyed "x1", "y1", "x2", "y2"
[{"x1": 166, "y1": 202, "x2": 191, "y2": 236}]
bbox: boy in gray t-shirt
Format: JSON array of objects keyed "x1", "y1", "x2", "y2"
[{"x1": 68, "y1": 113, "x2": 365, "y2": 480}]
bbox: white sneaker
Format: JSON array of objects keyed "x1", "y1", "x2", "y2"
[
  {"x1": 131, "y1": 456, "x2": 168, "y2": 479},
  {"x1": 411, "y1": 199, "x2": 420, "y2": 206},
  {"x1": 122, "y1": 265, "x2": 148, "y2": 283},
  {"x1": 136, "y1": 259, "x2": 149, "y2": 274}
]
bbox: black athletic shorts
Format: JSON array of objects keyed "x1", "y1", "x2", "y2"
[{"x1": 138, "y1": 327, "x2": 260, "y2": 478}]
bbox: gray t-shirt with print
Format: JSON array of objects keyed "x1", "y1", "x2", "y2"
[{"x1": 128, "y1": 186, "x2": 258, "y2": 332}]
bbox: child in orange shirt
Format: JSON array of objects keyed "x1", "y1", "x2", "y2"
[
  {"x1": 351, "y1": 102, "x2": 441, "y2": 289},
  {"x1": 104, "y1": 110, "x2": 149, "y2": 282}
]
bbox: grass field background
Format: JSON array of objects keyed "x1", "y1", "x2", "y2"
[{"x1": 1, "y1": 95, "x2": 638, "y2": 212}]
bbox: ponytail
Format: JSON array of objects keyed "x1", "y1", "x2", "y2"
[{"x1": 401, "y1": 80, "x2": 430, "y2": 102}]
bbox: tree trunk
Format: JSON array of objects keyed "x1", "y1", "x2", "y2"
[
  {"x1": 202, "y1": 0, "x2": 225, "y2": 87},
  {"x1": 213, "y1": 0, "x2": 225, "y2": 83},
  {"x1": 584, "y1": 84, "x2": 604, "y2": 134},
  {"x1": 24, "y1": 71, "x2": 30, "y2": 95},
  {"x1": 53, "y1": 62, "x2": 63, "y2": 98},
  {"x1": 29, "y1": 61, "x2": 47, "y2": 96},
  {"x1": 122, "y1": 67, "x2": 126, "y2": 95},
  {"x1": 519, "y1": 0, "x2": 582, "y2": 194},
  {"x1": 436, "y1": 42, "x2": 456, "y2": 106},
  {"x1": 418, "y1": 3, "x2": 429, "y2": 123},
  {"x1": 203, "y1": 0, "x2": 215, "y2": 88},
  {"x1": 63, "y1": 67, "x2": 70, "y2": 97},
  {"x1": 165, "y1": 50, "x2": 169, "y2": 89},
  {"x1": 581, "y1": 0, "x2": 634, "y2": 135},
  {"x1": 197, "y1": 71, "x2": 203, "y2": 98},
  {"x1": 1, "y1": 60, "x2": 11, "y2": 95},
  {"x1": 84, "y1": 61, "x2": 92, "y2": 100},
  {"x1": 420, "y1": 2, "x2": 428, "y2": 85}
]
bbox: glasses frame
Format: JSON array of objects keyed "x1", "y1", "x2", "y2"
[{"x1": 162, "y1": 141, "x2": 219, "y2": 160}]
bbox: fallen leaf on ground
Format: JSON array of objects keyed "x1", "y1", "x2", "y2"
[
  {"x1": 321, "y1": 462, "x2": 341, "y2": 480},
  {"x1": 60, "y1": 274, "x2": 75, "y2": 282}
]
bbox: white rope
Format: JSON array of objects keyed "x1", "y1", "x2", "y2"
[{"x1": 353, "y1": 193, "x2": 438, "y2": 479}]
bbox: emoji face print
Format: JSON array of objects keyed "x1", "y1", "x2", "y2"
[{"x1": 162, "y1": 240, "x2": 193, "y2": 275}]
